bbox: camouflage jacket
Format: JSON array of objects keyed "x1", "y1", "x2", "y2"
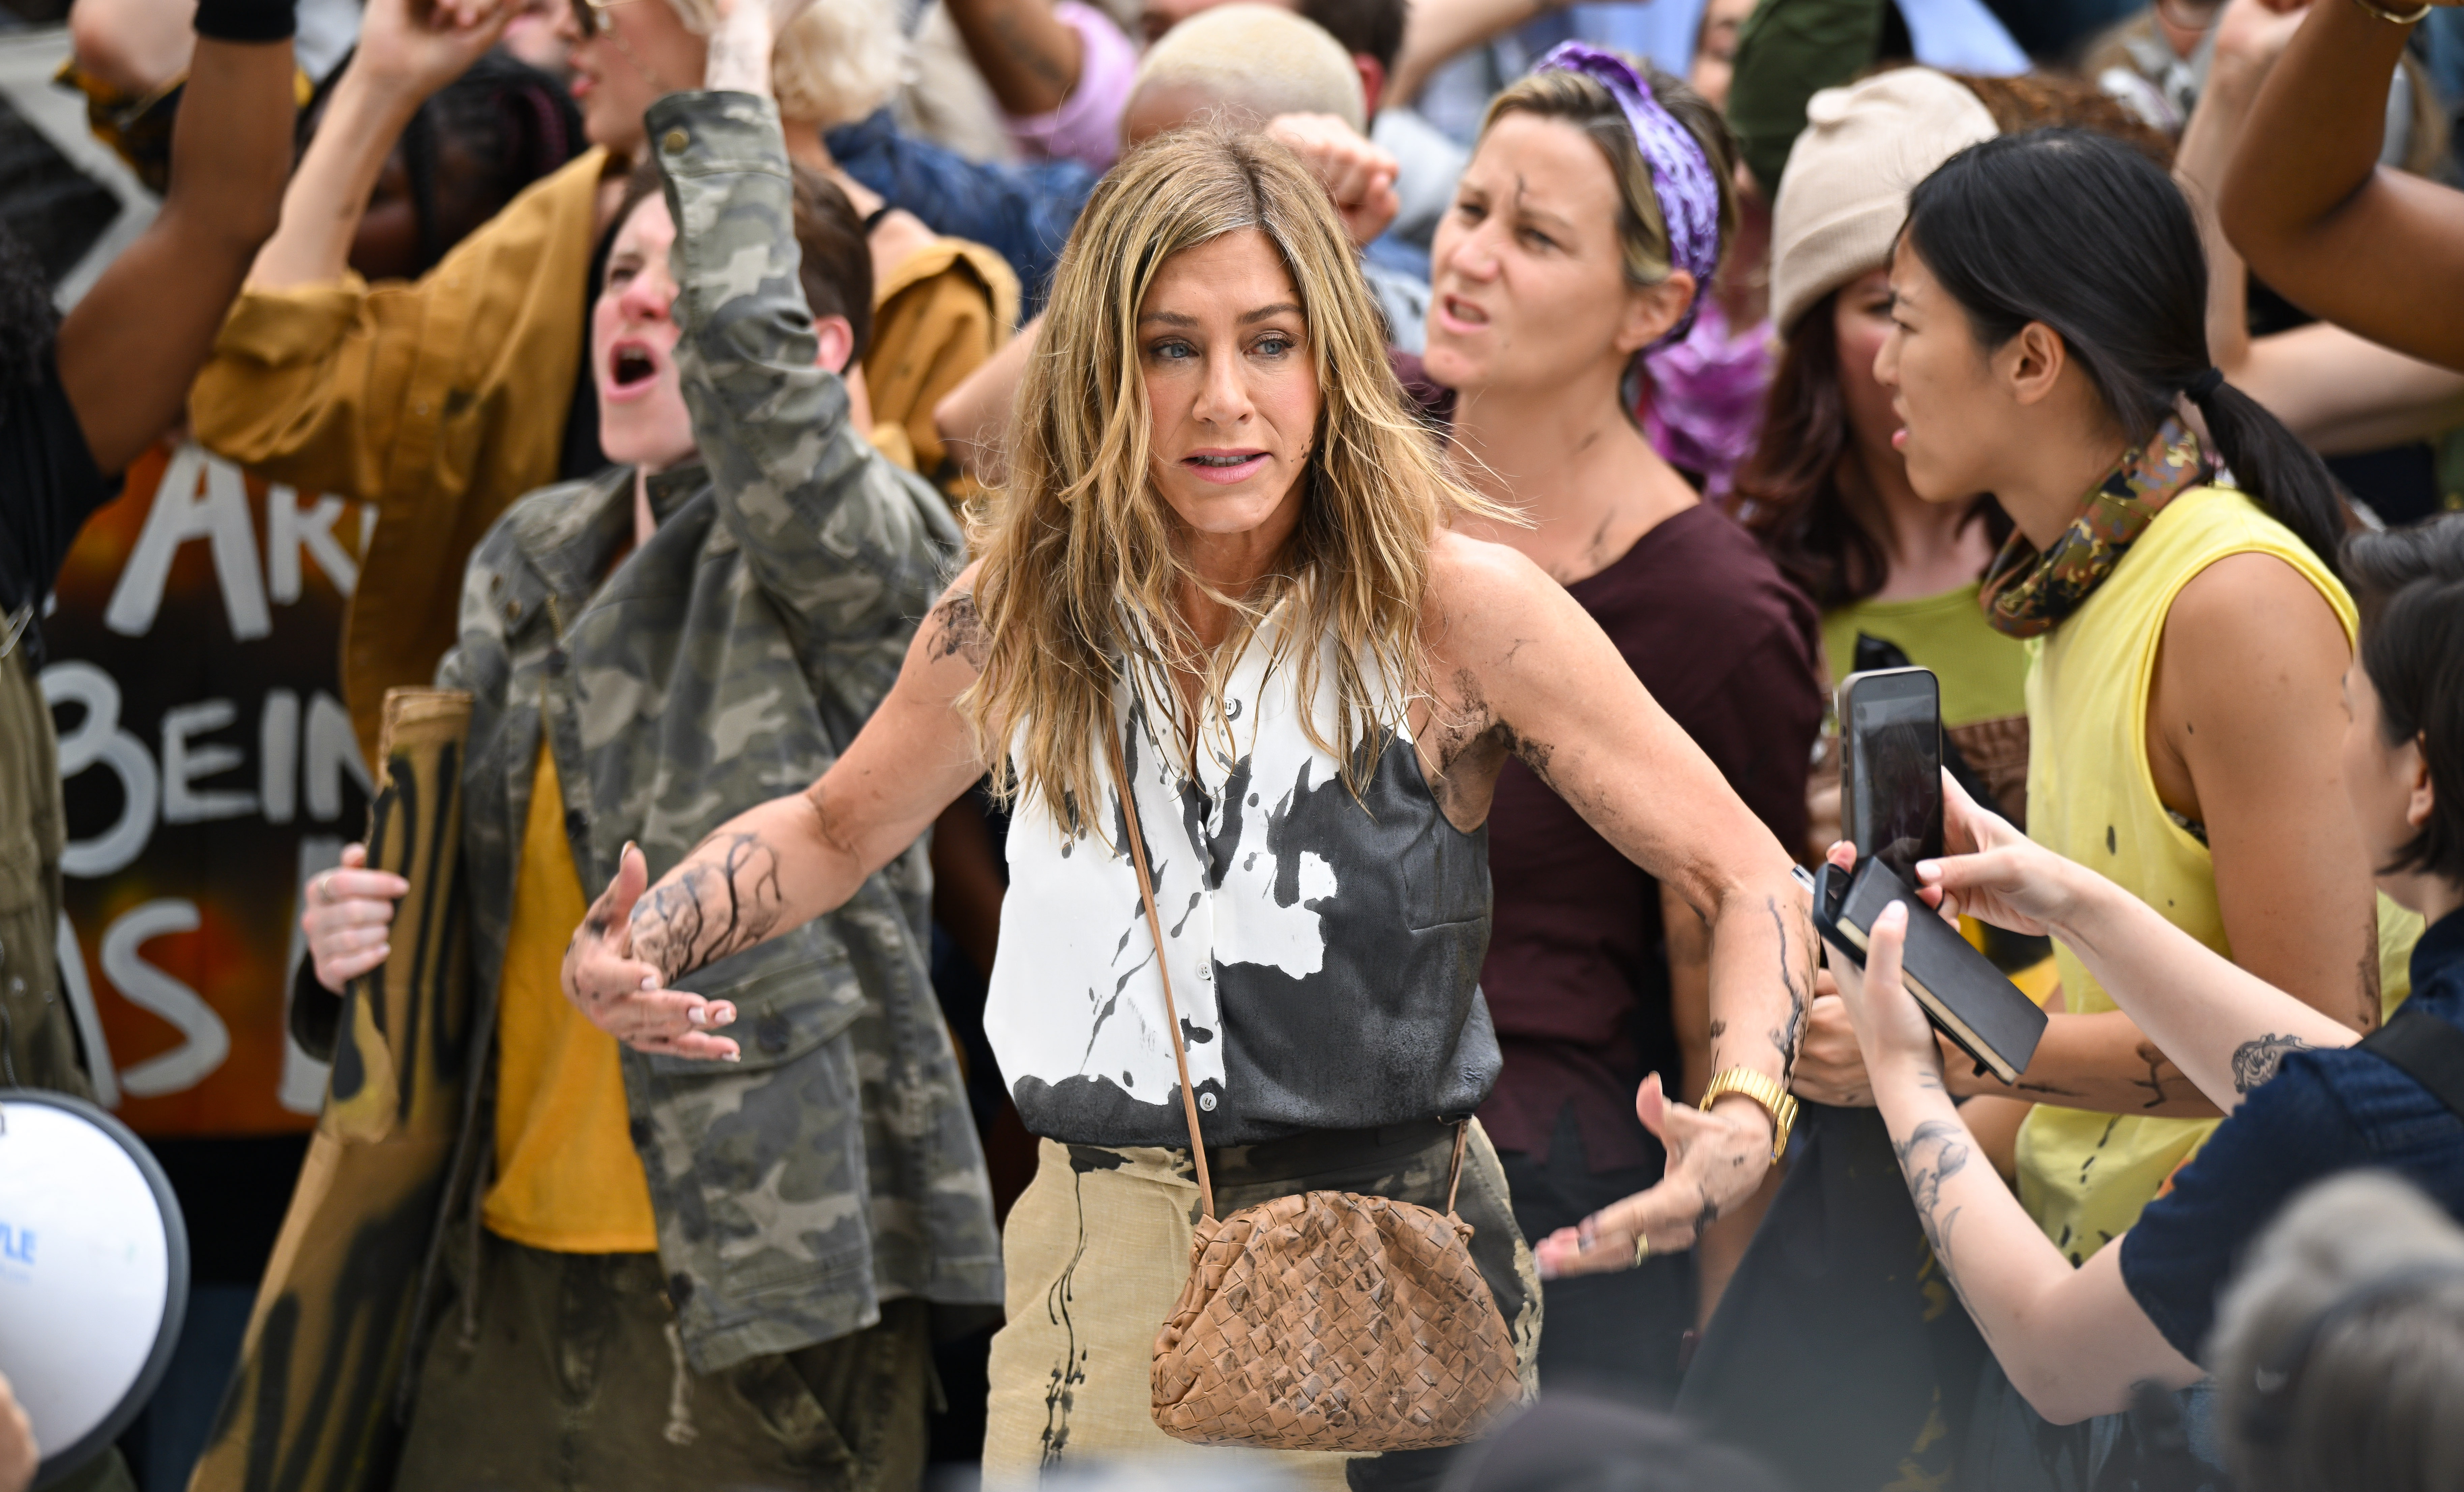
[{"x1": 429, "y1": 91, "x2": 1001, "y2": 1374}]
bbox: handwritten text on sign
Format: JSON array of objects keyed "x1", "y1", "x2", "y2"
[{"x1": 45, "y1": 441, "x2": 373, "y2": 1133}]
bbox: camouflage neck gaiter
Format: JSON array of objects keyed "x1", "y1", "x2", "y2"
[{"x1": 1977, "y1": 417, "x2": 2213, "y2": 640}]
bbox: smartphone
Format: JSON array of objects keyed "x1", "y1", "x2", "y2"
[
  {"x1": 1810, "y1": 857, "x2": 2045, "y2": 1083},
  {"x1": 1837, "y1": 666, "x2": 1943, "y2": 883}
]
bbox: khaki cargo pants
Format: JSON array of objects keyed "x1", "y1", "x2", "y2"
[{"x1": 396, "y1": 1232, "x2": 935, "y2": 1491}]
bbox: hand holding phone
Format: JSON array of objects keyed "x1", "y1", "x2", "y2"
[
  {"x1": 1909, "y1": 770, "x2": 2075, "y2": 939},
  {"x1": 1813, "y1": 854, "x2": 2046, "y2": 1083}
]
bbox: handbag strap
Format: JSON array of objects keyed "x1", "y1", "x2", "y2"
[
  {"x1": 1105, "y1": 718, "x2": 1220, "y2": 1222},
  {"x1": 1444, "y1": 1118, "x2": 1468, "y2": 1216},
  {"x1": 1099, "y1": 713, "x2": 1472, "y2": 1224}
]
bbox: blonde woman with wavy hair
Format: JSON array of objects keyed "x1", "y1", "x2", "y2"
[{"x1": 565, "y1": 124, "x2": 1817, "y2": 1483}]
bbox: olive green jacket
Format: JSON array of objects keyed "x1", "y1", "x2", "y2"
[{"x1": 427, "y1": 90, "x2": 999, "y2": 1373}]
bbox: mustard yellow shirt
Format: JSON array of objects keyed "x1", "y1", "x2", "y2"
[
  {"x1": 862, "y1": 237, "x2": 1018, "y2": 500},
  {"x1": 481, "y1": 743, "x2": 658, "y2": 1253},
  {"x1": 190, "y1": 150, "x2": 614, "y2": 767}
]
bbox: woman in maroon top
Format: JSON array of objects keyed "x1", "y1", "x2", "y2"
[{"x1": 1418, "y1": 54, "x2": 1822, "y2": 1404}]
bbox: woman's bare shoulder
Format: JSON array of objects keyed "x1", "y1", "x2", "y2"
[
  {"x1": 1426, "y1": 528, "x2": 1556, "y2": 618},
  {"x1": 1424, "y1": 527, "x2": 1581, "y2": 666},
  {"x1": 2162, "y1": 548, "x2": 2349, "y2": 681}
]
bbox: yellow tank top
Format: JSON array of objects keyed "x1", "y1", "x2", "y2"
[
  {"x1": 2014, "y1": 486, "x2": 2356, "y2": 1263},
  {"x1": 481, "y1": 743, "x2": 660, "y2": 1254}
]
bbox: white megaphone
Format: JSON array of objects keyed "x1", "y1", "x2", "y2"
[{"x1": 0, "y1": 1091, "x2": 188, "y2": 1489}]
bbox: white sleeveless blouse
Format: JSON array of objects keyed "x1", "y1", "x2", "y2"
[{"x1": 982, "y1": 608, "x2": 1499, "y2": 1148}]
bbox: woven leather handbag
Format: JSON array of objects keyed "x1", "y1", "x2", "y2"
[{"x1": 1105, "y1": 727, "x2": 1524, "y2": 1453}]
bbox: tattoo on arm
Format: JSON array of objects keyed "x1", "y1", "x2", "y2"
[
  {"x1": 1768, "y1": 896, "x2": 1811, "y2": 1080},
  {"x1": 1895, "y1": 1120, "x2": 1970, "y2": 1238},
  {"x1": 629, "y1": 833, "x2": 787, "y2": 984},
  {"x1": 2359, "y1": 925, "x2": 2382, "y2": 1029},
  {"x1": 2230, "y1": 1033, "x2": 2315, "y2": 1094},
  {"x1": 1893, "y1": 1119, "x2": 1976, "y2": 1321},
  {"x1": 2132, "y1": 1040, "x2": 2192, "y2": 1110},
  {"x1": 928, "y1": 591, "x2": 990, "y2": 671}
]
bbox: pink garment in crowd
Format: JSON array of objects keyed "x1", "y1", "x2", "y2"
[
  {"x1": 1637, "y1": 299, "x2": 1773, "y2": 500},
  {"x1": 1002, "y1": 0, "x2": 1141, "y2": 171}
]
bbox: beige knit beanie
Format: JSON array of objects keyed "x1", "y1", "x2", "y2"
[{"x1": 1768, "y1": 68, "x2": 1999, "y2": 335}]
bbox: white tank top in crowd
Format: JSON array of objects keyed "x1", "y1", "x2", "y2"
[{"x1": 983, "y1": 601, "x2": 1501, "y2": 1149}]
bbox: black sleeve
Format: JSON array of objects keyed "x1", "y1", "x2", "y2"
[
  {"x1": 0, "y1": 343, "x2": 125, "y2": 645},
  {"x1": 289, "y1": 955, "x2": 344, "y2": 1064},
  {"x1": 2117, "y1": 1065, "x2": 2358, "y2": 1362}
]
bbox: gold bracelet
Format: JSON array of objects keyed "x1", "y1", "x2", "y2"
[
  {"x1": 2349, "y1": 0, "x2": 2432, "y2": 24},
  {"x1": 1701, "y1": 1066, "x2": 1799, "y2": 1163}
]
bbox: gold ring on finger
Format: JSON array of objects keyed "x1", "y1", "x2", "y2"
[{"x1": 1633, "y1": 1231, "x2": 1651, "y2": 1267}]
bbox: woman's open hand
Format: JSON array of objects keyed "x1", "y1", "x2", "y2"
[
  {"x1": 1531, "y1": 1071, "x2": 1775, "y2": 1277},
  {"x1": 562, "y1": 844, "x2": 742, "y2": 1061},
  {"x1": 1913, "y1": 770, "x2": 2081, "y2": 938}
]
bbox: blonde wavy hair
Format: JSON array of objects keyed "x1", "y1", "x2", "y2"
[
  {"x1": 966, "y1": 127, "x2": 1502, "y2": 826},
  {"x1": 663, "y1": 0, "x2": 906, "y2": 125}
]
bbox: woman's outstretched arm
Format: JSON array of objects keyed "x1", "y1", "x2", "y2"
[
  {"x1": 1418, "y1": 533, "x2": 1816, "y2": 1268},
  {"x1": 1916, "y1": 776, "x2": 2358, "y2": 1115},
  {"x1": 1833, "y1": 901, "x2": 2202, "y2": 1424},
  {"x1": 560, "y1": 572, "x2": 994, "y2": 1057}
]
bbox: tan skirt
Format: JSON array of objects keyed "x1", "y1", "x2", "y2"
[{"x1": 981, "y1": 1119, "x2": 1541, "y2": 1488}]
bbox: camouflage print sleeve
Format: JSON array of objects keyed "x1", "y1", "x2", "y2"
[{"x1": 648, "y1": 91, "x2": 954, "y2": 643}]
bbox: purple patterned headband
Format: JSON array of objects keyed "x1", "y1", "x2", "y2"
[{"x1": 1532, "y1": 42, "x2": 1722, "y2": 348}]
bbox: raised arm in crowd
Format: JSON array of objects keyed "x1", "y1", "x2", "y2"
[
  {"x1": 2179, "y1": 0, "x2": 2464, "y2": 456},
  {"x1": 2221, "y1": 0, "x2": 2464, "y2": 372},
  {"x1": 56, "y1": 0, "x2": 297, "y2": 476}
]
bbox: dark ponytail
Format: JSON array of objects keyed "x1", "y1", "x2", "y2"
[
  {"x1": 2184, "y1": 376, "x2": 2347, "y2": 567},
  {"x1": 1902, "y1": 128, "x2": 2348, "y2": 573}
]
